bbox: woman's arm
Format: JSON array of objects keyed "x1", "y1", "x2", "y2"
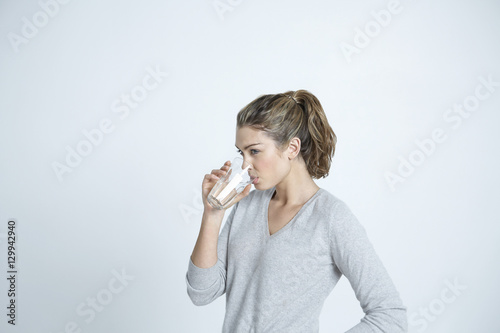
[
  {"x1": 190, "y1": 209, "x2": 226, "y2": 268},
  {"x1": 185, "y1": 204, "x2": 238, "y2": 306},
  {"x1": 329, "y1": 201, "x2": 408, "y2": 332}
]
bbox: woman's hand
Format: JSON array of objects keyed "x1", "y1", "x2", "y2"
[{"x1": 202, "y1": 160, "x2": 252, "y2": 213}]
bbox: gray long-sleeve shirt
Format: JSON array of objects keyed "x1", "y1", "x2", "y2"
[{"x1": 186, "y1": 186, "x2": 408, "y2": 332}]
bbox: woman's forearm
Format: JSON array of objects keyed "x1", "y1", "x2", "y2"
[{"x1": 190, "y1": 209, "x2": 225, "y2": 268}]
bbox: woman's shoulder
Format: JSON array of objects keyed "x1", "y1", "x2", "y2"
[
  {"x1": 314, "y1": 188, "x2": 360, "y2": 223},
  {"x1": 316, "y1": 187, "x2": 347, "y2": 208}
]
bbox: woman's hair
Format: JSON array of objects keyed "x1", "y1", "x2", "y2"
[{"x1": 236, "y1": 89, "x2": 337, "y2": 179}]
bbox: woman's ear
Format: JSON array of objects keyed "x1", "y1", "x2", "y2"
[{"x1": 287, "y1": 137, "x2": 301, "y2": 160}]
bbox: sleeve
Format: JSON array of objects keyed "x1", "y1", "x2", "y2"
[
  {"x1": 329, "y1": 201, "x2": 408, "y2": 332},
  {"x1": 185, "y1": 202, "x2": 238, "y2": 306}
]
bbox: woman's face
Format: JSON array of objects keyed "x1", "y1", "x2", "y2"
[{"x1": 235, "y1": 126, "x2": 291, "y2": 190}]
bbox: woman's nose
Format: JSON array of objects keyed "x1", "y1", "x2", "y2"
[{"x1": 242, "y1": 159, "x2": 253, "y2": 170}]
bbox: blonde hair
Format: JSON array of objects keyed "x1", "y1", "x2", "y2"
[{"x1": 236, "y1": 89, "x2": 337, "y2": 179}]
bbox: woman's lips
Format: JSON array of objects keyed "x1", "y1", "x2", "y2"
[{"x1": 252, "y1": 177, "x2": 259, "y2": 184}]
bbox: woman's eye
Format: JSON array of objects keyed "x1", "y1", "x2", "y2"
[{"x1": 236, "y1": 149, "x2": 259, "y2": 155}]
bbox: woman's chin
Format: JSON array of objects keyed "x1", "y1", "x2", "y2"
[{"x1": 254, "y1": 182, "x2": 274, "y2": 191}]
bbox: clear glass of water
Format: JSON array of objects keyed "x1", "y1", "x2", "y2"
[{"x1": 207, "y1": 156, "x2": 253, "y2": 210}]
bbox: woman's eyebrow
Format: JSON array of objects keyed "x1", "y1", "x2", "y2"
[{"x1": 235, "y1": 143, "x2": 262, "y2": 150}]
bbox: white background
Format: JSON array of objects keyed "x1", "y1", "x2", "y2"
[{"x1": 1, "y1": 0, "x2": 499, "y2": 332}]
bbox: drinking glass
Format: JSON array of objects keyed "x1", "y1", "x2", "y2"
[{"x1": 207, "y1": 156, "x2": 253, "y2": 210}]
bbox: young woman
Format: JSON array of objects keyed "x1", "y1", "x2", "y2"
[{"x1": 186, "y1": 90, "x2": 408, "y2": 332}]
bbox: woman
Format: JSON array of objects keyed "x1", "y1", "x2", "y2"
[{"x1": 186, "y1": 90, "x2": 408, "y2": 332}]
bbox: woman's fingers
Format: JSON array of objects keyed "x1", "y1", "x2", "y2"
[
  {"x1": 205, "y1": 174, "x2": 219, "y2": 181},
  {"x1": 231, "y1": 184, "x2": 252, "y2": 205},
  {"x1": 211, "y1": 169, "x2": 227, "y2": 177},
  {"x1": 225, "y1": 184, "x2": 252, "y2": 210},
  {"x1": 202, "y1": 160, "x2": 232, "y2": 197},
  {"x1": 242, "y1": 183, "x2": 252, "y2": 195}
]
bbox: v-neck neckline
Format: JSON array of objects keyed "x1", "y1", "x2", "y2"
[{"x1": 264, "y1": 186, "x2": 323, "y2": 238}]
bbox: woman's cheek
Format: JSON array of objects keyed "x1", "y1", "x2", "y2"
[{"x1": 256, "y1": 159, "x2": 272, "y2": 174}]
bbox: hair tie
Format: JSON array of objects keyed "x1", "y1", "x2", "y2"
[{"x1": 286, "y1": 94, "x2": 299, "y2": 104}]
